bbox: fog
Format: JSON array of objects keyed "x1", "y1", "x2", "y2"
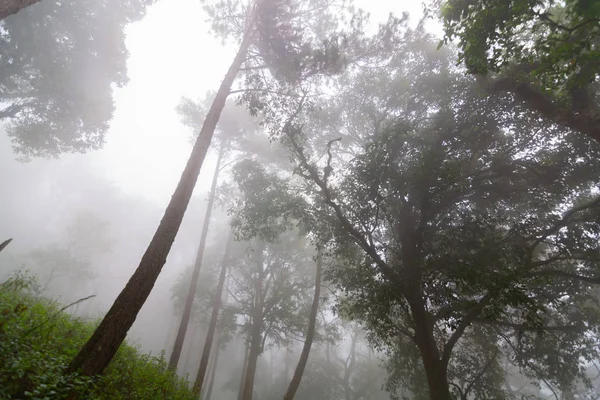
[{"x1": 1, "y1": 1, "x2": 599, "y2": 400}]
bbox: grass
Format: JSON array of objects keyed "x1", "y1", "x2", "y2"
[{"x1": 0, "y1": 270, "x2": 197, "y2": 400}]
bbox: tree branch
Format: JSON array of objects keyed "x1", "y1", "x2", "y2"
[
  {"x1": 462, "y1": 348, "x2": 499, "y2": 399},
  {"x1": 283, "y1": 110, "x2": 400, "y2": 285},
  {"x1": 442, "y1": 291, "x2": 495, "y2": 366},
  {"x1": 476, "y1": 73, "x2": 600, "y2": 143}
]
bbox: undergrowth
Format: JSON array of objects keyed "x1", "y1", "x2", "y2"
[{"x1": 0, "y1": 270, "x2": 197, "y2": 400}]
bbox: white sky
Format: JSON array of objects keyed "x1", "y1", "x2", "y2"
[{"x1": 88, "y1": 0, "x2": 433, "y2": 205}]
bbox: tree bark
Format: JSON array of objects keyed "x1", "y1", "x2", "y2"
[
  {"x1": 342, "y1": 327, "x2": 358, "y2": 400},
  {"x1": 66, "y1": 35, "x2": 251, "y2": 377},
  {"x1": 193, "y1": 232, "x2": 233, "y2": 393},
  {"x1": 0, "y1": 0, "x2": 42, "y2": 20},
  {"x1": 241, "y1": 242, "x2": 265, "y2": 400},
  {"x1": 203, "y1": 332, "x2": 221, "y2": 400},
  {"x1": 237, "y1": 340, "x2": 251, "y2": 400},
  {"x1": 205, "y1": 272, "x2": 231, "y2": 400},
  {"x1": 283, "y1": 249, "x2": 322, "y2": 400},
  {"x1": 408, "y1": 291, "x2": 453, "y2": 400},
  {"x1": 182, "y1": 323, "x2": 200, "y2": 374},
  {"x1": 168, "y1": 141, "x2": 226, "y2": 371},
  {"x1": 0, "y1": 238, "x2": 12, "y2": 253}
]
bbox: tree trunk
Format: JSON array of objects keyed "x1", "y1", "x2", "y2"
[
  {"x1": 168, "y1": 142, "x2": 226, "y2": 371},
  {"x1": 237, "y1": 340, "x2": 251, "y2": 400},
  {"x1": 0, "y1": 238, "x2": 12, "y2": 253},
  {"x1": 162, "y1": 311, "x2": 177, "y2": 356},
  {"x1": 285, "y1": 347, "x2": 290, "y2": 381},
  {"x1": 0, "y1": 0, "x2": 42, "y2": 20},
  {"x1": 182, "y1": 323, "x2": 200, "y2": 374},
  {"x1": 205, "y1": 273, "x2": 231, "y2": 400},
  {"x1": 408, "y1": 292, "x2": 453, "y2": 400},
  {"x1": 283, "y1": 249, "x2": 322, "y2": 400},
  {"x1": 66, "y1": 36, "x2": 251, "y2": 377},
  {"x1": 203, "y1": 334, "x2": 221, "y2": 400},
  {"x1": 193, "y1": 232, "x2": 233, "y2": 393},
  {"x1": 342, "y1": 328, "x2": 358, "y2": 400},
  {"x1": 241, "y1": 312, "x2": 263, "y2": 400},
  {"x1": 241, "y1": 242, "x2": 265, "y2": 400}
]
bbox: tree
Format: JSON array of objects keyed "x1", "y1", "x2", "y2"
[
  {"x1": 232, "y1": 235, "x2": 314, "y2": 400},
  {"x1": 256, "y1": 31, "x2": 600, "y2": 399},
  {"x1": 0, "y1": 0, "x2": 154, "y2": 159},
  {"x1": 439, "y1": 0, "x2": 600, "y2": 143},
  {"x1": 168, "y1": 95, "x2": 270, "y2": 372},
  {"x1": 0, "y1": 0, "x2": 42, "y2": 21},
  {"x1": 193, "y1": 231, "x2": 233, "y2": 394},
  {"x1": 68, "y1": 0, "x2": 359, "y2": 377},
  {"x1": 283, "y1": 247, "x2": 322, "y2": 400},
  {"x1": 167, "y1": 139, "x2": 225, "y2": 371},
  {"x1": 251, "y1": 319, "x2": 394, "y2": 400}
]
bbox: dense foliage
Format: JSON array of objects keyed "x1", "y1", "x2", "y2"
[
  {"x1": 0, "y1": 272, "x2": 196, "y2": 400},
  {"x1": 229, "y1": 24, "x2": 600, "y2": 398},
  {"x1": 0, "y1": 0, "x2": 153, "y2": 159},
  {"x1": 439, "y1": 0, "x2": 600, "y2": 142}
]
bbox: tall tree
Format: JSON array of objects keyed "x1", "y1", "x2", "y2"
[
  {"x1": 232, "y1": 235, "x2": 314, "y2": 400},
  {"x1": 67, "y1": 32, "x2": 251, "y2": 377},
  {"x1": 68, "y1": 0, "x2": 359, "y2": 377},
  {"x1": 0, "y1": 0, "x2": 153, "y2": 159},
  {"x1": 283, "y1": 248, "x2": 322, "y2": 400},
  {"x1": 193, "y1": 231, "x2": 233, "y2": 393},
  {"x1": 168, "y1": 96, "x2": 264, "y2": 372},
  {"x1": 168, "y1": 139, "x2": 225, "y2": 371},
  {"x1": 439, "y1": 0, "x2": 600, "y2": 143},
  {"x1": 252, "y1": 31, "x2": 600, "y2": 399}
]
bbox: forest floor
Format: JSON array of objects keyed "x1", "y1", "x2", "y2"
[{"x1": 0, "y1": 271, "x2": 196, "y2": 400}]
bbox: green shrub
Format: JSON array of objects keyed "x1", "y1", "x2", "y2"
[{"x1": 0, "y1": 271, "x2": 197, "y2": 400}]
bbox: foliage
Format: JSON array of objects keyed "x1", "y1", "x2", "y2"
[
  {"x1": 247, "y1": 27, "x2": 600, "y2": 398},
  {"x1": 227, "y1": 234, "x2": 315, "y2": 350},
  {"x1": 438, "y1": 0, "x2": 600, "y2": 142},
  {"x1": 0, "y1": 0, "x2": 154, "y2": 160},
  {"x1": 233, "y1": 321, "x2": 393, "y2": 400},
  {"x1": 440, "y1": 0, "x2": 599, "y2": 90},
  {"x1": 0, "y1": 271, "x2": 196, "y2": 400},
  {"x1": 177, "y1": 92, "x2": 263, "y2": 149}
]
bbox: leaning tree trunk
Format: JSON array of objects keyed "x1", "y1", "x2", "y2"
[
  {"x1": 193, "y1": 232, "x2": 233, "y2": 393},
  {"x1": 283, "y1": 249, "x2": 322, "y2": 400},
  {"x1": 168, "y1": 141, "x2": 226, "y2": 371},
  {"x1": 0, "y1": 0, "x2": 42, "y2": 20},
  {"x1": 66, "y1": 35, "x2": 251, "y2": 377},
  {"x1": 0, "y1": 238, "x2": 12, "y2": 253}
]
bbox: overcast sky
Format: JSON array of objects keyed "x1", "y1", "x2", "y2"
[{"x1": 82, "y1": 0, "x2": 435, "y2": 206}]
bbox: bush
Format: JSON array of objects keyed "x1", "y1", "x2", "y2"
[{"x1": 0, "y1": 271, "x2": 197, "y2": 400}]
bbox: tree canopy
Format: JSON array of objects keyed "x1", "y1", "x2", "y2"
[
  {"x1": 439, "y1": 0, "x2": 600, "y2": 143},
  {"x1": 229, "y1": 26, "x2": 600, "y2": 399},
  {"x1": 0, "y1": 0, "x2": 153, "y2": 159}
]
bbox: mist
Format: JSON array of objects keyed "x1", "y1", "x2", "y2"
[{"x1": 1, "y1": 0, "x2": 599, "y2": 400}]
